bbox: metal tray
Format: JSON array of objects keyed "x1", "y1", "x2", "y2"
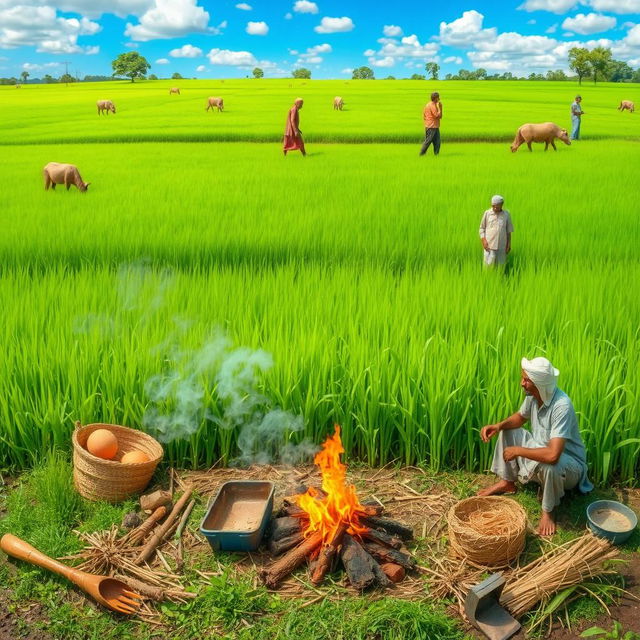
[{"x1": 200, "y1": 481, "x2": 274, "y2": 552}]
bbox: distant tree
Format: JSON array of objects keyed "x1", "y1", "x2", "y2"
[
  {"x1": 59, "y1": 73, "x2": 76, "y2": 83},
  {"x1": 43, "y1": 74, "x2": 56, "y2": 84},
  {"x1": 252, "y1": 67, "x2": 264, "y2": 78},
  {"x1": 589, "y1": 46, "x2": 613, "y2": 84},
  {"x1": 112, "y1": 51, "x2": 151, "y2": 82},
  {"x1": 501, "y1": 71, "x2": 514, "y2": 80},
  {"x1": 445, "y1": 73, "x2": 452, "y2": 80},
  {"x1": 148, "y1": 74, "x2": 158, "y2": 80},
  {"x1": 632, "y1": 67, "x2": 640, "y2": 83},
  {"x1": 473, "y1": 68, "x2": 487, "y2": 80},
  {"x1": 546, "y1": 69, "x2": 568, "y2": 81},
  {"x1": 292, "y1": 67, "x2": 311, "y2": 79},
  {"x1": 607, "y1": 59, "x2": 632, "y2": 83},
  {"x1": 352, "y1": 66, "x2": 374, "y2": 79},
  {"x1": 410, "y1": 73, "x2": 426, "y2": 80},
  {"x1": 425, "y1": 62, "x2": 440, "y2": 80},
  {"x1": 20, "y1": 71, "x2": 29, "y2": 84},
  {"x1": 384, "y1": 75, "x2": 396, "y2": 80},
  {"x1": 568, "y1": 47, "x2": 590, "y2": 85},
  {"x1": 171, "y1": 72, "x2": 183, "y2": 80}
]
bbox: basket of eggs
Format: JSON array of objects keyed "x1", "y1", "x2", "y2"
[{"x1": 73, "y1": 422, "x2": 163, "y2": 502}]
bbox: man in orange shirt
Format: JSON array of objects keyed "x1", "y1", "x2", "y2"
[{"x1": 419, "y1": 91, "x2": 442, "y2": 156}]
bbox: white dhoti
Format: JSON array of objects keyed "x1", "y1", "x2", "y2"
[
  {"x1": 483, "y1": 249, "x2": 507, "y2": 266},
  {"x1": 491, "y1": 428, "x2": 583, "y2": 513}
]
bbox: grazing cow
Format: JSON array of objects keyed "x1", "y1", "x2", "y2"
[
  {"x1": 206, "y1": 96, "x2": 224, "y2": 112},
  {"x1": 169, "y1": 87, "x2": 180, "y2": 95},
  {"x1": 15, "y1": 84, "x2": 21, "y2": 89},
  {"x1": 333, "y1": 96, "x2": 344, "y2": 110},
  {"x1": 97, "y1": 100, "x2": 116, "y2": 115},
  {"x1": 43, "y1": 162, "x2": 90, "y2": 192},
  {"x1": 618, "y1": 100, "x2": 634, "y2": 113},
  {"x1": 510, "y1": 122, "x2": 571, "y2": 153}
]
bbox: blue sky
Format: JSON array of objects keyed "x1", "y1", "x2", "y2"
[{"x1": 1, "y1": 0, "x2": 640, "y2": 79}]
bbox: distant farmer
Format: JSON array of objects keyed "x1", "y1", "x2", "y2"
[
  {"x1": 477, "y1": 357, "x2": 593, "y2": 536},
  {"x1": 479, "y1": 195, "x2": 513, "y2": 267},
  {"x1": 570, "y1": 95, "x2": 584, "y2": 140},
  {"x1": 419, "y1": 92, "x2": 442, "y2": 156},
  {"x1": 283, "y1": 98, "x2": 306, "y2": 156}
]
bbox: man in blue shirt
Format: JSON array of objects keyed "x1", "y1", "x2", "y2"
[
  {"x1": 477, "y1": 357, "x2": 593, "y2": 536},
  {"x1": 571, "y1": 95, "x2": 584, "y2": 140}
]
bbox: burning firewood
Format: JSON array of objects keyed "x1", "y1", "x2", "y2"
[
  {"x1": 268, "y1": 532, "x2": 304, "y2": 556},
  {"x1": 270, "y1": 517, "x2": 305, "y2": 541},
  {"x1": 260, "y1": 532, "x2": 323, "y2": 588},
  {"x1": 309, "y1": 522, "x2": 349, "y2": 585},
  {"x1": 362, "y1": 541, "x2": 416, "y2": 570},
  {"x1": 361, "y1": 516, "x2": 413, "y2": 541},
  {"x1": 361, "y1": 527, "x2": 403, "y2": 549}
]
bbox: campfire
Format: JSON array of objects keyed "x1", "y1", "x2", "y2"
[{"x1": 260, "y1": 426, "x2": 416, "y2": 589}]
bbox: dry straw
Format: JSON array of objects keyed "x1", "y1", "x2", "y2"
[
  {"x1": 500, "y1": 533, "x2": 618, "y2": 617},
  {"x1": 447, "y1": 496, "x2": 527, "y2": 567},
  {"x1": 73, "y1": 422, "x2": 163, "y2": 502}
]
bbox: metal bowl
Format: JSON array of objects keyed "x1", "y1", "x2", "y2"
[{"x1": 586, "y1": 500, "x2": 637, "y2": 545}]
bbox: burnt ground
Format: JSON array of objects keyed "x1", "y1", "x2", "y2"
[{"x1": 0, "y1": 465, "x2": 638, "y2": 639}]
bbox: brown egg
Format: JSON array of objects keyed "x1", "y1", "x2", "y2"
[
  {"x1": 121, "y1": 450, "x2": 149, "y2": 464},
  {"x1": 86, "y1": 429, "x2": 118, "y2": 460}
]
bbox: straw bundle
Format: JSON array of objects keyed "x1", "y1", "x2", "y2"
[
  {"x1": 500, "y1": 533, "x2": 618, "y2": 617},
  {"x1": 447, "y1": 496, "x2": 527, "y2": 567},
  {"x1": 73, "y1": 423, "x2": 163, "y2": 502}
]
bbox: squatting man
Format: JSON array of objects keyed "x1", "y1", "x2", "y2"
[{"x1": 477, "y1": 357, "x2": 593, "y2": 536}]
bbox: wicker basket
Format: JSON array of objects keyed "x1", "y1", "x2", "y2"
[
  {"x1": 73, "y1": 422, "x2": 163, "y2": 502},
  {"x1": 447, "y1": 496, "x2": 527, "y2": 568}
]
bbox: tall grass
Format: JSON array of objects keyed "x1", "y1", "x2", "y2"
[{"x1": 0, "y1": 79, "x2": 637, "y2": 145}]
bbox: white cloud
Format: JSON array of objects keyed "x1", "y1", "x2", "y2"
[
  {"x1": 562, "y1": 12, "x2": 616, "y2": 33},
  {"x1": 235, "y1": 2, "x2": 252, "y2": 9},
  {"x1": 438, "y1": 10, "x2": 497, "y2": 46},
  {"x1": 169, "y1": 43, "x2": 202, "y2": 57},
  {"x1": 365, "y1": 32, "x2": 439, "y2": 67},
  {"x1": 528, "y1": 19, "x2": 537, "y2": 24},
  {"x1": 314, "y1": 16, "x2": 354, "y2": 33},
  {"x1": 295, "y1": 42, "x2": 331, "y2": 65},
  {"x1": 125, "y1": 0, "x2": 210, "y2": 41},
  {"x1": 369, "y1": 56, "x2": 394, "y2": 67},
  {"x1": 207, "y1": 47, "x2": 257, "y2": 66},
  {"x1": 293, "y1": 1, "x2": 318, "y2": 14},
  {"x1": 246, "y1": 20, "x2": 269, "y2": 35},
  {"x1": 546, "y1": 23, "x2": 559, "y2": 32},
  {"x1": 589, "y1": 0, "x2": 640, "y2": 12},
  {"x1": 341, "y1": 67, "x2": 352, "y2": 73},
  {"x1": 1, "y1": 0, "x2": 155, "y2": 19},
  {"x1": 444, "y1": 55, "x2": 463, "y2": 64},
  {"x1": 518, "y1": 0, "x2": 579, "y2": 13},
  {"x1": 0, "y1": 5, "x2": 101, "y2": 53},
  {"x1": 383, "y1": 24, "x2": 403, "y2": 37},
  {"x1": 196, "y1": 64, "x2": 205, "y2": 71},
  {"x1": 125, "y1": 41, "x2": 139, "y2": 47},
  {"x1": 22, "y1": 61, "x2": 61, "y2": 71},
  {"x1": 284, "y1": 12, "x2": 292, "y2": 19},
  {"x1": 155, "y1": 57, "x2": 169, "y2": 63}
]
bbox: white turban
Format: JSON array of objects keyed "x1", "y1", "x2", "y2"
[
  {"x1": 491, "y1": 195, "x2": 504, "y2": 205},
  {"x1": 521, "y1": 357, "x2": 559, "y2": 405}
]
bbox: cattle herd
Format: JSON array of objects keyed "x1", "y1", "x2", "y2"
[{"x1": 39, "y1": 92, "x2": 635, "y2": 192}]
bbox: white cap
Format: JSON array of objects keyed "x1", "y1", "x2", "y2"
[{"x1": 491, "y1": 195, "x2": 504, "y2": 205}]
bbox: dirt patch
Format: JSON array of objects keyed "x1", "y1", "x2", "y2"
[{"x1": 0, "y1": 579, "x2": 51, "y2": 640}]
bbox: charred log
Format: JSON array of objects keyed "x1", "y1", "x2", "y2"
[
  {"x1": 269, "y1": 517, "x2": 304, "y2": 541},
  {"x1": 260, "y1": 532, "x2": 323, "y2": 589},
  {"x1": 362, "y1": 541, "x2": 416, "y2": 570},
  {"x1": 309, "y1": 523, "x2": 348, "y2": 585},
  {"x1": 361, "y1": 516, "x2": 413, "y2": 541},
  {"x1": 361, "y1": 527, "x2": 402, "y2": 549},
  {"x1": 268, "y1": 531, "x2": 304, "y2": 556},
  {"x1": 340, "y1": 534, "x2": 377, "y2": 590}
]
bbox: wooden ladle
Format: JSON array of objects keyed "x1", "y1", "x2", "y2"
[{"x1": 1, "y1": 534, "x2": 142, "y2": 615}]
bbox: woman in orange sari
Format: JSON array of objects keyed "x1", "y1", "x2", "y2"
[{"x1": 283, "y1": 98, "x2": 306, "y2": 156}]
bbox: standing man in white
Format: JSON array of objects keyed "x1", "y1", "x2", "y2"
[{"x1": 479, "y1": 195, "x2": 513, "y2": 268}]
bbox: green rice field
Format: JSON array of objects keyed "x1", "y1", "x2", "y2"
[{"x1": 1, "y1": 81, "x2": 639, "y2": 484}]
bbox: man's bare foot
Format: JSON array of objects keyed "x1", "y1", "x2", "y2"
[
  {"x1": 537, "y1": 510, "x2": 556, "y2": 536},
  {"x1": 476, "y1": 479, "x2": 517, "y2": 497}
]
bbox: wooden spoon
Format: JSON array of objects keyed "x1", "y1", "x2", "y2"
[{"x1": 1, "y1": 534, "x2": 142, "y2": 615}]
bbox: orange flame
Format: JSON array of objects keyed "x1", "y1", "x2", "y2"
[{"x1": 296, "y1": 425, "x2": 368, "y2": 543}]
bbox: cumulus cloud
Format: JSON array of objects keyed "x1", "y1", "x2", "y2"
[
  {"x1": 369, "y1": 56, "x2": 394, "y2": 67},
  {"x1": 295, "y1": 42, "x2": 331, "y2": 65},
  {"x1": 438, "y1": 10, "x2": 497, "y2": 46},
  {"x1": 0, "y1": 5, "x2": 101, "y2": 53},
  {"x1": 341, "y1": 67, "x2": 352, "y2": 73},
  {"x1": 169, "y1": 43, "x2": 202, "y2": 57},
  {"x1": 518, "y1": 0, "x2": 579, "y2": 12},
  {"x1": 22, "y1": 61, "x2": 61, "y2": 71},
  {"x1": 125, "y1": 0, "x2": 210, "y2": 41},
  {"x1": 383, "y1": 24, "x2": 403, "y2": 37},
  {"x1": 155, "y1": 57, "x2": 169, "y2": 63},
  {"x1": 293, "y1": 1, "x2": 318, "y2": 14},
  {"x1": 314, "y1": 16, "x2": 354, "y2": 33},
  {"x1": 207, "y1": 47, "x2": 257, "y2": 66},
  {"x1": 246, "y1": 20, "x2": 269, "y2": 35},
  {"x1": 196, "y1": 64, "x2": 205, "y2": 71},
  {"x1": 235, "y1": 2, "x2": 252, "y2": 9},
  {"x1": 589, "y1": 0, "x2": 640, "y2": 12},
  {"x1": 444, "y1": 55, "x2": 463, "y2": 64},
  {"x1": 546, "y1": 23, "x2": 559, "y2": 32},
  {"x1": 562, "y1": 12, "x2": 616, "y2": 33},
  {"x1": 0, "y1": 0, "x2": 155, "y2": 19}
]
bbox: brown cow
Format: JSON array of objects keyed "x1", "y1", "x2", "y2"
[
  {"x1": 43, "y1": 163, "x2": 90, "y2": 192},
  {"x1": 618, "y1": 100, "x2": 634, "y2": 113},
  {"x1": 206, "y1": 96, "x2": 224, "y2": 112},
  {"x1": 169, "y1": 87, "x2": 180, "y2": 95},
  {"x1": 333, "y1": 96, "x2": 344, "y2": 110},
  {"x1": 511, "y1": 122, "x2": 571, "y2": 152},
  {"x1": 97, "y1": 100, "x2": 116, "y2": 115}
]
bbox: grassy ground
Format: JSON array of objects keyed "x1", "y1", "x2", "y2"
[
  {"x1": 1, "y1": 141, "x2": 639, "y2": 481},
  {"x1": 0, "y1": 79, "x2": 638, "y2": 144}
]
